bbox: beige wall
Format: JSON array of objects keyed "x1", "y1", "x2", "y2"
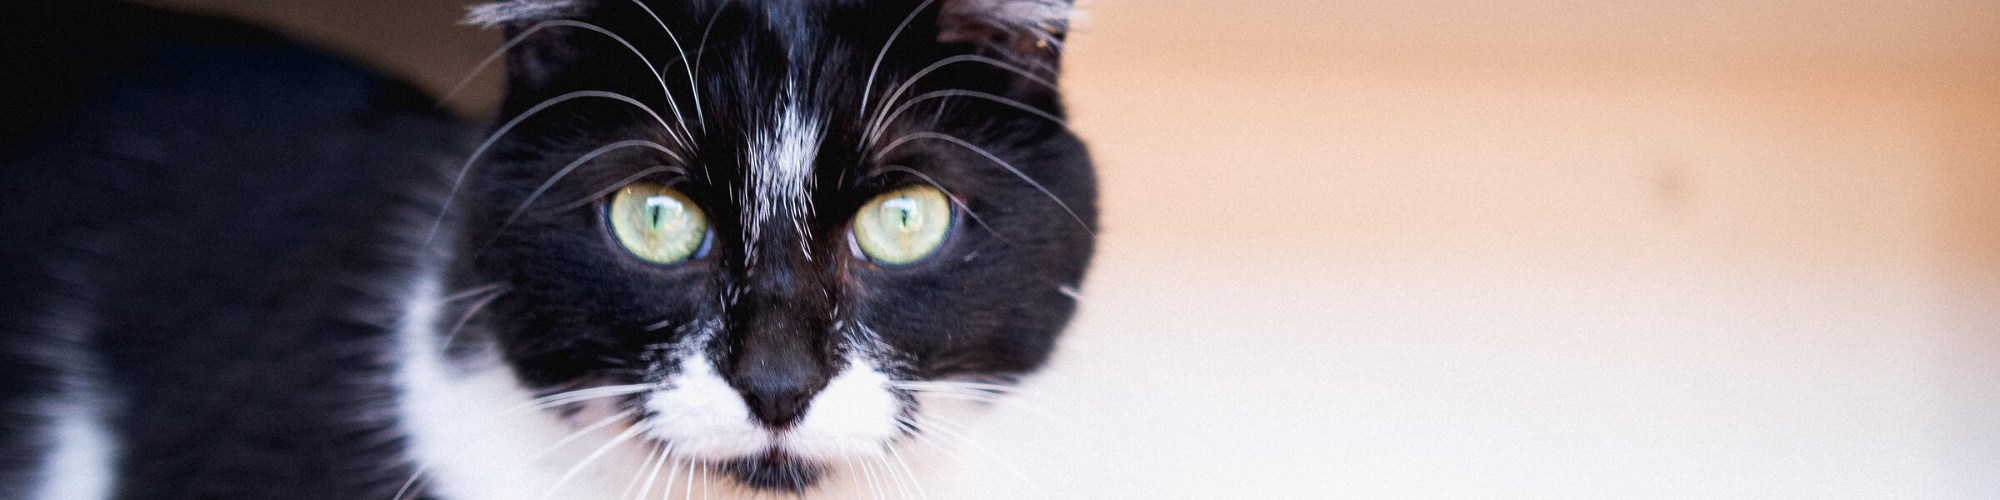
[
  {"x1": 134, "y1": 0, "x2": 2000, "y2": 498},
  {"x1": 1032, "y1": 1, "x2": 2000, "y2": 498}
]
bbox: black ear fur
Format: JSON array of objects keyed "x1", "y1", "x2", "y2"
[
  {"x1": 463, "y1": 1, "x2": 600, "y2": 100},
  {"x1": 936, "y1": 0, "x2": 1073, "y2": 58}
]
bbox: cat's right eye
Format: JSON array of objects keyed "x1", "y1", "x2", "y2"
[{"x1": 607, "y1": 183, "x2": 708, "y2": 264}]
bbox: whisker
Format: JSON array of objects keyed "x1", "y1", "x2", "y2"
[
  {"x1": 388, "y1": 464, "x2": 429, "y2": 500},
  {"x1": 700, "y1": 461, "x2": 712, "y2": 500},
  {"x1": 439, "y1": 287, "x2": 509, "y2": 349},
  {"x1": 840, "y1": 455, "x2": 866, "y2": 500},
  {"x1": 441, "y1": 20, "x2": 693, "y2": 143},
  {"x1": 872, "y1": 132, "x2": 1093, "y2": 235},
  {"x1": 517, "y1": 383, "x2": 655, "y2": 413},
  {"x1": 537, "y1": 424, "x2": 648, "y2": 500},
  {"x1": 911, "y1": 416, "x2": 1055, "y2": 500},
  {"x1": 438, "y1": 282, "x2": 508, "y2": 303},
  {"x1": 875, "y1": 454, "x2": 914, "y2": 500},
  {"x1": 887, "y1": 446, "x2": 930, "y2": 500},
  {"x1": 869, "y1": 165, "x2": 1014, "y2": 246},
  {"x1": 621, "y1": 0, "x2": 703, "y2": 129},
  {"x1": 620, "y1": 442, "x2": 664, "y2": 500},
  {"x1": 645, "y1": 445, "x2": 679, "y2": 500},
  {"x1": 858, "y1": 0, "x2": 941, "y2": 121},
  {"x1": 683, "y1": 458, "x2": 698, "y2": 500},
  {"x1": 886, "y1": 380, "x2": 1018, "y2": 394},
  {"x1": 479, "y1": 139, "x2": 687, "y2": 255},
  {"x1": 541, "y1": 165, "x2": 686, "y2": 216},
  {"x1": 868, "y1": 89, "x2": 1072, "y2": 147},
  {"x1": 531, "y1": 409, "x2": 636, "y2": 461},
  {"x1": 906, "y1": 392, "x2": 1010, "y2": 404},
  {"x1": 865, "y1": 54, "x2": 1056, "y2": 144},
  {"x1": 692, "y1": 2, "x2": 727, "y2": 109},
  {"x1": 425, "y1": 90, "x2": 684, "y2": 249},
  {"x1": 857, "y1": 456, "x2": 887, "y2": 500}
]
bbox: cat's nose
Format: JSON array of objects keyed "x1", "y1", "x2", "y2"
[
  {"x1": 735, "y1": 367, "x2": 820, "y2": 429},
  {"x1": 722, "y1": 322, "x2": 831, "y2": 429}
]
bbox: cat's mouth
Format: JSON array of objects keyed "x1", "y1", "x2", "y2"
[{"x1": 715, "y1": 448, "x2": 825, "y2": 492}]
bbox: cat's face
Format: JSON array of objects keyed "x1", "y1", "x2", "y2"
[{"x1": 451, "y1": 0, "x2": 1092, "y2": 492}]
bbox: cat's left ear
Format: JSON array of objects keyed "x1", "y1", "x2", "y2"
[
  {"x1": 462, "y1": 0, "x2": 589, "y2": 29},
  {"x1": 936, "y1": 0, "x2": 1075, "y2": 62}
]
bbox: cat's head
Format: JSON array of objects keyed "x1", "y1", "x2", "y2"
[{"x1": 449, "y1": 0, "x2": 1092, "y2": 492}]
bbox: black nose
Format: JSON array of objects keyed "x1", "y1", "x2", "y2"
[
  {"x1": 734, "y1": 367, "x2": 820, "y2": 429},
  {"x1": 721, "y1": 317, "x2": 832, "y2": 429}
]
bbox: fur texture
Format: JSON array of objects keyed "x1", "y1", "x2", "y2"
[{"x1": 0, "y1": 0, "x2": 1093, "y2": 498}]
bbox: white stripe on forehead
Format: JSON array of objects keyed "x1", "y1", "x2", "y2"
[{"x1": 742, "y1": 81, "x2": 825, "y2": 261}]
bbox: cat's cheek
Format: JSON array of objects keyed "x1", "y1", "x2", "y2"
[
  {"x1": 780, "y1": 355, "x2": 904, "y2": 459},
  {"x1": 639, "y1": 353, "x2": 772, "y2": 457}
]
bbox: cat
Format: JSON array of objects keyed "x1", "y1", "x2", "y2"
[{"x1": 0, "y1": 0, "x2": 1096, "y2": 499}]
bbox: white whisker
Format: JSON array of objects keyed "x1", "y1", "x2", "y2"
[
  {"x1": 887, "y1": 446, "x2": 929, "y2": 500},
  {"x1": 542, "y1": 165, "x2": 687, "y2": 215},
  {"x1": 441, "y1": 20, "x2": 693, "y2": 144},
  {"x1": 859, "y1": 0, "x2": 941, "y2": 121},
  {"x1": 438, "y1": 282, "x2": 508, "y2": 303},
  {"x1": 840, "y1": 455, "x2": 865, "y2": 500},
  {"x1": 683, "y1": 458, "x2": 698, "y2": 500},
  {"x1": 873, "y1": 131, "x2": 1093, "y2": 235},
  {"x1": 868, "y1": 165, "x2": 1014, "y2": 246},
  {"x1": 518, "y1": 383, "x2": 655, "y2": 413},
  {"x1": 425, "y1": 90, "x2": 683, "y2": 249},
  {"x1": 388, "y1": 464, "x2": 429, "y2": 500},
  {"x1": 691, "y1": 2, "x2": 727, "y2": 102},
  {"x1": 533, "y1": 409, "x2": 637, "y2": 461},
  {"x1": 536, "y1": 424, "x2": 647, "y2": 500},
  {"x1": 480, "y1": 139, "x2": 687, "y2": 254},
  {"x1": 866, "y1": 89, "x2": 1068, "y2": 147},
  {"x1": 439, "y1": 288, "x2": 507, "y2": 349},
  {"x1": 857, "y1": 456, "x2": 886, "y2": 500},
  {"x1": 913, "y1": 416, "x2": 1055, "y2": 500},
  {"x1": 621, "y1": 443, "x2": 663, "y2": 500},
  {"x1": 623, "y1": 0, "x2": 704, "y2": 129},
  {"x1": 864, "y1": 54, "x2": 1056, "y2": 145}
]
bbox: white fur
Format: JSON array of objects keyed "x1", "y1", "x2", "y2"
[
  {"x1": 28, "y1": 266, "x2": 118, "y2": 500},
  {"x1": 638, "y1": 349, "x2": 770, "y2": 458},
  {"x1": 743, "y1": 85, "x2": 825, "y2": 261},
  {"x1": 33, "y1": 397, "x2": 116, "y2": 500},
  {"x1": 642, "y1": 350, "x2": 904, "y2": 462},
  {"x1": 397, "y1": 269, "x2": 945, "y2": 500},
  {"x1": 784, "y1": 355, "x2": 904, "y2": 460},
  {"x1": 463, "y1": 0, "x2": 581, "y2": 29}
]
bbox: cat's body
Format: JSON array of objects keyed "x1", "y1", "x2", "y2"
[{"x1": 0, "y1": 0, "x2": 1094, "y2": 499}]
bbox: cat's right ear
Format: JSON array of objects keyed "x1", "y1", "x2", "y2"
[
  {"x1": 935, "y1": 0, "x2": 1076, "y2": 65},
  {"x1": 463, "y1": 0, "x2": 596, "y2": 94}
]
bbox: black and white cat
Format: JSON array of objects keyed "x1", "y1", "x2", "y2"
[{"x1": 0, "y1": 0, "x2": 1095, "y2": 498}]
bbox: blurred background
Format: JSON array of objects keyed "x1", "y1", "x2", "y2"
[{"x1": 131, "y1": 0, "x2": 2000, "y2": 498}]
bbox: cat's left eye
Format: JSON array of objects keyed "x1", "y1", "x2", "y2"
[
  {"x1": 851, "y1": 185, "x2": 952, "y2": 265},
  {"x1": 608, "y1": 183, "x2": 708, "y2": 264}
]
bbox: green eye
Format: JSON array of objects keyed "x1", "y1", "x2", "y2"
[
  {"x1": 608, "y1": 183, "x2": 708, "y2": 264},
  {"x1": 852, "y1": 185, "x2": 952, "y2": 265}
]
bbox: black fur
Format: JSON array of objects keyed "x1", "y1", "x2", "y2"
[
  {"x1": 0, "y1": 0, "x2": 1093, "y2": 496},
  {"x1": 0, "y1": 2, "x2": 469, "y2": 498},
  {"x1": 462, "y1": 0, "x2": 1093, "y2": 490}
]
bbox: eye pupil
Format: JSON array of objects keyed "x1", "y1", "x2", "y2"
[{"x1": 883, "y1": 198, "x2": 919, "y2": 230}]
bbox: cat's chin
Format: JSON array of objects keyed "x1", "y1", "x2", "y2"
[{"x1": 716, "y1": 448, "x2": 827, "y2": 492}]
